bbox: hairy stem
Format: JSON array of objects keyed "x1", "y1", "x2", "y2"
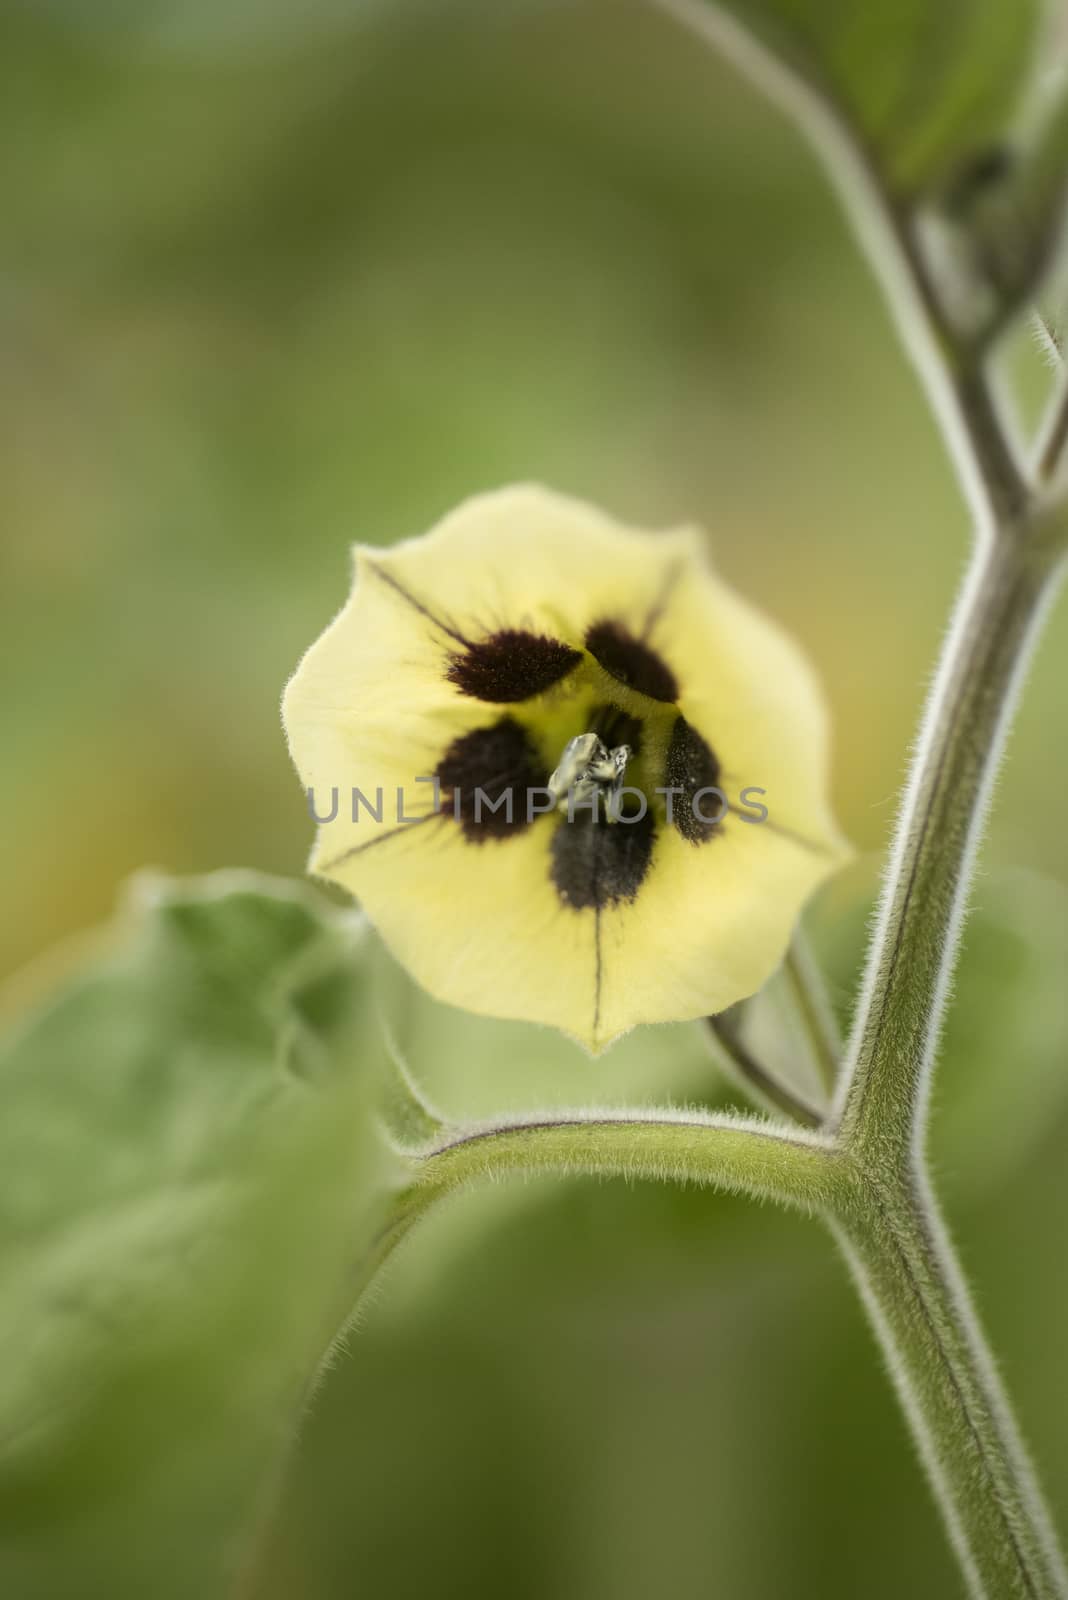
[
  {"x1": 407, "y1": 1108, "x2": 1068, "y2": 1598},
  {"x1": 656, "y1": 0, "x2": 1030, "y2": 531},
  {"x1": 836, "y1": 1165, "x2": 1068, "y2": 1599},
  {"x1": 235, "y1": 1183, "x2": 435, "y2": 1600},
  {"x1": 1035, "y1": 366, "x2": 1068, "y2": 485},
  {"x1": 834, "y1": 533, "x2": 1062, "y2": 1162},
  {"x1": 415, "y1": 1109, "x2": 842, "y2": 1213}
]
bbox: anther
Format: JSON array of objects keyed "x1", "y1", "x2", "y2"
[{"x1": 548, "y1": 732, "x2": 632, "y2": 819}]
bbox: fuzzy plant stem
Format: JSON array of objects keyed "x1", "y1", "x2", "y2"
[
  {"x1": 408, "y1": 1104, "x2": 1066, "y2": 1597},
  {"x1": 834, "y1": 530, "x2": 1062, "y2": 1162},
  {"x1": 821, "y1": 501, "x2": 1067, "y2": 1600},
  {"x1": 835, "y1": 1163, "x2": 1067, "y2": 1600}
]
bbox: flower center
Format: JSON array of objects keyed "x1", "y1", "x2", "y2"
[{"x1": 548, "y1": 731, "x2": 633, "y2": 819}]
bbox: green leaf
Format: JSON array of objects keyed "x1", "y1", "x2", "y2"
[
  {"x1": 691, "y1": 0, "x2": 1043, "y2": 193},
  {"x1": 0, "y1": 872, "x2": 404, "y2": 1600}
]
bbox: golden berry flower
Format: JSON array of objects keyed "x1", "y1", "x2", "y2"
[{"x1": 283, "y1": 486, "x2": 848, "y2": 1052}]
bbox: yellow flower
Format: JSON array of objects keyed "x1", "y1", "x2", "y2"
[{"x1": 283, "y1": 486, "x2": 848, "y2": 1053}]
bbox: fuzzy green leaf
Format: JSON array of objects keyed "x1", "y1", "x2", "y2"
[{"x1": 0, "y1": 872, "x2": 404, "y2": 1600}]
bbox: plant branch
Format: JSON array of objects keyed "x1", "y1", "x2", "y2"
[
  {"x1": 655, "y1": 0, "x2": 1030, "y2": 531},
  {"x1": 414, "y1": 1108, "x2": 843, "y2": 1214},
  {"x1": 1032, "y1": 310, "x2": 1063, "y2": 368},
  {"x1": 836, "y1": 1165, "x2": 1068, "y2": 1599},
  {"x1": 781, "y1": 931, "x2": 841, "y2": 1098},
  {"x1": 834, "y1": 532, "x2": 1062, "y2": 1162},
  {"x1": 1035, "y1": 366, "x2": 1068, "y2": 484},
  {"x1": 1029, "y1": 310, "x2": 1068, "y2": 485},
  {"x1": 235, "y1": 1180, "x2": 437, "y2": 1600}
]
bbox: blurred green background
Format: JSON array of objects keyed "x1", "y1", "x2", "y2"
[{"x1": 2, "y1": 2, "x2": 1067, "y2": 1596}]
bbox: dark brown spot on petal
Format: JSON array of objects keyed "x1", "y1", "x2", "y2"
[
  {"x1": 664, "y1": 714, "x2": 723, "y2": 844},
  {"x1": 551, "y1": 810, "x2": 656, "y2": 910},
  {"x1": 437, "y1": 716, "x2": 549, "y2": 841},
  {"x1": 447, "y1": 629, "x2": 582, "y2": 703},
  {"x1": 585, "y1": 619, "x2": 678, "y2": 702}
]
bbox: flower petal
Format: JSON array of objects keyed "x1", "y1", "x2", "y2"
[
  {"x1": 282, "y1": 561, "x2": 487, "y2": 873},
  {"x1": 640, "y1": 554, "x2": 846, "y2": 852},
  {"x1": 282, "y1": 485, "x2": 849, "y2": 1052},
  {"x1": 328, "y1": 817, "x2": 603, "y2": 1045},
  {"x1": 592, "y1": 821, "x2": 843, "y2": 1048},
  {"x1": 362, "y1": 484, "x2": 703, "y2": 663}
]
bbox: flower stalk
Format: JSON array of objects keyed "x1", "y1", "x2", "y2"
[
  {"x1": 705, "y1": 1003, "x2": 827, "y2": 1128},
  {"x1": 781, "y1": 930, "x2": 841, "y2": 1099},
  {"x1": 416, "y1": 1108, "x2": 841, "y2": 1213}
]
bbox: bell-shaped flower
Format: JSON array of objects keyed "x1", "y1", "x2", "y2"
[{"x1": 283, "y1": 486, "x2": 848, "y2": 1052}]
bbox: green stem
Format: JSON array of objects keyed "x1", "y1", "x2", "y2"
[
  {"x1": 834, "y1": 532, "x2": 1062, "y2": 1163},
  {"x1": 408, "y1": 1108, "x2": 1068, "y2": 1599},
  {"x1": 235, "y1": 1183, "x2": 434, "y2": 1600},
  {"x1": 705, "y1": 1008, "x2": 827, "y2": 1127},
  {"x1": 1034, "y1": 361, "x2": 1068, "y2": 486},
  {"x1": 836, "y1": 1164, "x2": 1068, "y2": 1599},
  {"x1": 415, "y1": 1109, "x2": 842, "y2": 1214},
  {"x1": 657, "y1": 0, "x2": 1030, "y2": 531},
  {"x1": 781, "y1": 931, "x2": 841, "y2": 1098}
]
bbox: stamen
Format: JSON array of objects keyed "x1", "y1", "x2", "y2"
[{"x1": 548, "y1": 731, "x2": 632, "y2": 818}]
